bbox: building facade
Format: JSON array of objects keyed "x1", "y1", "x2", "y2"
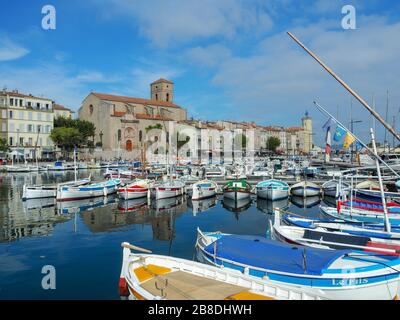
[
  {"x1": 78, "y1": 79, "x2": 187, "y2": 158},
  {"x1": 54, "y1": 104, "x2": 74, "y2": 119},
  {"x1": 0, "y1": 90, "x2": 54, "y2": 159}
]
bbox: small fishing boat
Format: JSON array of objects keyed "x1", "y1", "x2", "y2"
[
  {"x1": 272, "y1": 210, "x2": 400, "y2": 255},
  {"x1": 22, "y1": 177, "x2": 91, "y2": 200},
  {"x1": 353, "y1": 188, "x2": 400, "y2": 202},
  {"x1": 191, "y1": 180, "x2": 218, "y2": 200},
  {"x1": 56, "y1": 178, "x2": 121, "y2": 201},
  {"x1": 118, "y1": 179, "x2": 150, "y2": 200},
  {"x1": 223, "y1": 180, "x2": 251, "y2": 201},
  {"x1": 119, "y1": 242, "x2": 327, "y2": 300},
  {"x1": 22, "y1": 185, "x2": 57, "y2": 200},
  {"x1": 322, "y1": 180, "x2": 349, "y2": 198},
  {"x1": 291, "y1": 181, "x2": 321, "y2": 197},
  {"x1": 151, "y1": 180, "x2": 186, "y2": 200},
  {"x1": 256, "y1": 179, "x2": 289, "y2": 200},
  {"x1": 320, "y1": 206, "x2": 400, "y2": 226},
  {"x1": 195, "y1": 228, "x2": 400, "y2": 300},
  {"x1": 6, "y1": 165, "x2": 31, "y2": 173},
  {"x1": 338, "y1": 198, "x2": 400, "y2": 215}
]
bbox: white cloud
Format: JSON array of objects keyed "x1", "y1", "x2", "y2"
[
  {"x1": 206, "y1": 15, "x2": 400, "y2": 144},
  {"x1": 76, "y1": 71, "x2": 120, "y2": 83},
  {"x1": 0, "y1": 37, "x2": 29, "y2": 61},
  {"x1": 184, "y1": 44, "x2": 232, "y2": 67},
  {"x1": 96, "y1": 0, "x2": 273, "y2": 47}
]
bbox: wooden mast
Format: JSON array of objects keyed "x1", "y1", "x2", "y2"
[{"x1": 287, "y1": 31, "x2": 400, "y2": 142}]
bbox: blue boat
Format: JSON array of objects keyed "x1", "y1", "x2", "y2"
[{"x1": 195, "y1": 228, "x2": 400, "y2": 300}]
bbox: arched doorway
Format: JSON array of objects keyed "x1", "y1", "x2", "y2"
[{"x1": 125, "y1": 140, "x2": 133, "y2": 151}]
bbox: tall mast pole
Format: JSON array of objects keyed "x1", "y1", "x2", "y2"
[{"x1": 287, "y1": 32, "x2": 400, "y2": 142}]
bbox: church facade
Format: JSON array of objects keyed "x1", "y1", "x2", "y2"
[{"x1": 78, "y1": 79, "x2": 187, "y2": 157}]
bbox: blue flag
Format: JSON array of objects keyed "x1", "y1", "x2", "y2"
[
  {"x1": 333, "y1": 125, "x2": 346, "y2": 142},
  {"x1": 355, "y1": 141, "x2": 363, "y2": 151},
  {"x1": 322, "y1": 118, "x2": 334, "y2": 132}
]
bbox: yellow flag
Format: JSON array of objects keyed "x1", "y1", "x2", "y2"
[{"x1": 343, "y1": 132, "x2": 356, "y2": 149}]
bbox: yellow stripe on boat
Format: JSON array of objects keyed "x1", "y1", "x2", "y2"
[
  {"x1": 225, "y1": 291, "x2": 275, "y2": 300},
  {"x1": 134, "y1": 264, "x2": 172, "y2": 282}
]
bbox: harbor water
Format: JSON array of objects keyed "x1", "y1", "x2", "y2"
[{"x1": 0, "y1": 170, "x2": 333, "y2": 299}]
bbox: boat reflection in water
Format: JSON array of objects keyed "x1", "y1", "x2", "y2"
[
  {"x1": 187, "y1": 196, "x2": 217, "y2": 216},
  {"x1": 290, "y1": 195, "x2": 320, "y2": 208},
  {"x1": 222, "y1": 197, "x2": 252, "y2": 219},
  {"x1": 23, "y1": 197, "x2": 56, "y2": 212},
  {"x1": 322, "y1": 195, "x2": 337, "y2": 208},
  {"x1": 256, "y1": 197, "x2": 290, "y2": 214},
  {"x1": 57, "y1": 194, "x2": 117, "y2": 215},
  {"x1": 118, "y1": 198, "x2": 148, "y2": 213}
]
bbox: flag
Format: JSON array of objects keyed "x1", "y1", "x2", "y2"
[
  {"x1": 333, "y1": 125, "x2": 346, "y2": 142},
  {"x1": 355, "y1": 141, "x2": 364, "y2": 151},
  {"x1": 322, "y1": 118, "x2": 334, "y2": 132},
  {"x1": 343, "y1": 132, "x2": 356, "y2": 149},
  {"x1": 325, "y1": 129, "x2": 332, "y2": 155}
]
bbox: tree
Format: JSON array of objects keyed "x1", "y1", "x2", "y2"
[
  {"x1": 50, "y1": 127, "x2": 83, "y2": 157},
  {"x1": 266, "y1": 137, "x2": 281, "y2": 153},
  {"x1": 52, "y1": 117, "x2": 96, "y2": 152},
  {"x1": 0, "y1": 138, "x2": 10, "y2": 152}
]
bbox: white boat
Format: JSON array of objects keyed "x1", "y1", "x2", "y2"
[
  {"x1": 118, "y1": 179, "x2": 150, "y2": 200},
  {"x1": 151, "y1": 180, "x2": 186, "y2": 200},
  {"x1": 191, "y1": 180, "x2": 217, "y2": 200},
  {"x1": 291, "y1": 181, "x2": 321, "y2": 197},
  {"x1": 223, "y1": 180, "x2": 251, "y2": 200},
  {"x1": 204, "y1": 166, "x2": 225, "y2": 179},
  {"x1": 22, "y1": 177, "x2": 91, "y2": 200},
  {"x1": 322, "y1": 180, "x2": 349, "y2": 198},
  {"x1": 256, "y1": 179, "x2": 289, "y2": 200},
  {"x1": 119, "y1": 242, "x2": 327, "y2": 300},
  {"x1": 196, "y1": 228, "x2": 400, "y2": 300},
  {"x1": 56, "y1": 178, "x2": 121, "y2": 201},
  {"x1": 6, "y1": 165, "x2": 31, "y2": 173},
  {"x1": 22, "y1": 185, "x2": 57, "y2": 200},
  {"x1": 272, "y1": 210, "x2": 400, "y2": 255}
]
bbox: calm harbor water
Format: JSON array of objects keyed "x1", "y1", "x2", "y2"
[{"x1": 0, "y1": 170, "x2": 334, "y2": 299}]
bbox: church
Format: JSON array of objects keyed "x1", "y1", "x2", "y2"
[{"x1": 78, "y1": 79, "x2": 187, "y2": 158}]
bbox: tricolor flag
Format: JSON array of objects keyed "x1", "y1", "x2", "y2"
[
  {"x1": 343, "y1": 132, "x2": 356, "y2": 149},
  {"x1": 325, "y1": 128, "x2": 332, "y2": 155},
  {"x1": 333, "y1": 125, "x2": 346, "y2": 142}
]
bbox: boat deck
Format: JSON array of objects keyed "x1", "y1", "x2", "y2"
[{"x1": 138, "y1": 269, "x2": 272, "y2": 300}]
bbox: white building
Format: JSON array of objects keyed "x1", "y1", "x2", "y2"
[{"x1": 0, "y1": 89, "x2": 54, "y2": 159}]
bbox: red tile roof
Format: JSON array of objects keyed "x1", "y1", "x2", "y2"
[
  {"x1": 92, "y1": 92, "x2": 181, "y2": 109},
  {"x1": 0, "y1": 90, "x2": 52, "y2": 101},
  {"x1": 286, "y1": 127, "x2": 304, "y2": 132},
  {"x1": 54, "y1": 104, "x2": 74, "y2": 112}
]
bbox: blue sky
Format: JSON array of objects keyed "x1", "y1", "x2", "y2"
[{"x1": 1, "y1": 0, "x2": 400, "y2": 146}]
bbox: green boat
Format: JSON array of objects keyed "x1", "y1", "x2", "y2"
[{"x1": 223, "y1": 180, "x2": 252, "y2": 200}]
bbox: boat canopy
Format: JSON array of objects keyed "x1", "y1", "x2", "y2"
[{"x1": 204, "y1": 234, "x2": 351, "y2": 276}]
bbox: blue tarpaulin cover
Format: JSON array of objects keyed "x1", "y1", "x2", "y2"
[{"x1": 204, "y1": 235, "x2": 351, "y2": 276}]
